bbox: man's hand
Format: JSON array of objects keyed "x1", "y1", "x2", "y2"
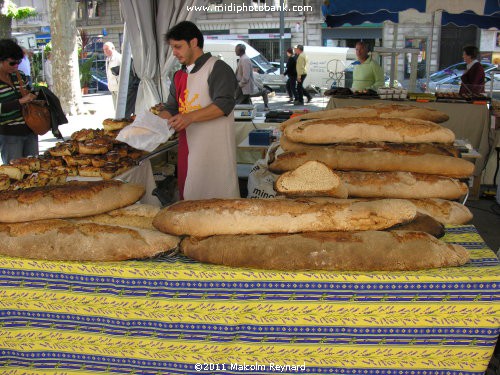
[
  {"x1": 169, "y1": 113, "x2": 194, "y2": 132},
  {"x1": 19, "y1": 92, "x2": 37, "y2": 104},
  {"x1": 297, "y1": 76, "x2": 302, "y2": 83}
]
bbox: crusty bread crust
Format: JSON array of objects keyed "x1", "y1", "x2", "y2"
[
  {"x1": 181, "y1": 230, "x2": 469, "y2": 271},
  {"x1": 279, "y1": 136, "x2": 459, "y2": 157},
  {"x1": 339, "y1": 171, "x2": 468, "y2": 199},
  {"x1": 74, "y1": 204, "x2": 160, "y2": 230},
  {"x1": 153, "y1": 198, "x2": 417, "y2": 236},
  {"x1": 284, "y1": 117, "x2": 455, "y2": 144},
  {"x1": 279, "y1": 104, "x2": 449, "y2": 131},
  {"x1": 269, "y1": 148, "x2": 474, "y2": 178},
  {"x1": 0, "y1": 219, "x2": 179, "y2": 261},
  {"x1": 0, "y1": 180, "x2": 145, "y2": 223},
  {"x1": 408, "y1": 198, "x2": 473, "y2": 225}
]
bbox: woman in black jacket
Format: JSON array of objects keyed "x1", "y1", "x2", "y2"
[{"x1": 284, "y1": 48, "x2": 298, "y2": 103}]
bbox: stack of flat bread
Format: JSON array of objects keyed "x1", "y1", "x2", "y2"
[
  {"x1": 270, "y1": 104, "x2": 473, "y2": 221},
  {"x1": 151, "y1": 104, "x2": 472, "y2": 272},
  {"x1": 152, "y1": 197, "x2": 469, "y2": 271},
  {"x1": 0, "y1": 180, "x2": 179, "y2": 261}
]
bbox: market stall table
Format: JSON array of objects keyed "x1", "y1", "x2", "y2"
[{"x1": 0, "y1": 225, "x2": 498, "y2": 374}]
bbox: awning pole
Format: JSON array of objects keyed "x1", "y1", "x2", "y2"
[
  {"x1": 115, "y1": 23, "x2": 131, "y2": 119},
  {"x1": 424, "y1": 11, "x2": 436, "y2": 92}
]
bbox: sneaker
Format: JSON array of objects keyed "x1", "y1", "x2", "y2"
[
  {"x1": 287, "y1": 98, "x2": 294, "y2": 103},
  {"x1": 264, "y1": 106, "x2": 270, "y2": 111},
  {"x1": 293, "y1": 100, "x2": 304, "y2": 105},
  {"x1": 306, "y1": 97, "x2": 312, "y2": 103}
]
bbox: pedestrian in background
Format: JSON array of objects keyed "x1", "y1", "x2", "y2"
[
  {"x1": 18, "y1": 47, "x2": 32, "y2": 88},
  {"x1": 234, "y1": 43, "x2": 257, "y2": 105},
  {"x1": 44, "y1": 51, "x2": 53, "y2": 91},
  {"x1": 103, "y1": 41, "x2": 122, "y2": 109},
  {"x1": 294, "y1": 45, "x2": 312, "y2": 104},
  {"x1": 459, "y1": 45, "x2": 485, "y2": 95},
  {"x1": 284, "y1": 47, "x2": 298, "y2": 103}
]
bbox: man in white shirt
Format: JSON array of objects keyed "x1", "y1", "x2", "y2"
[
  {"x1": 18, "y1": 48, "x2": 32, "y2": 87},
  {"x1": 103, "y1": 42, "x2": 122, "y2": 109}
]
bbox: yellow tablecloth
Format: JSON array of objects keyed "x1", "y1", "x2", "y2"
[{"x1": 0, "y1": 225, "x2": 499, "y2": 374}]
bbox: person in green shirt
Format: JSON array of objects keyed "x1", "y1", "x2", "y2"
[{"x1": 352, "y1": 40, "x2": 385, "y2": 91}]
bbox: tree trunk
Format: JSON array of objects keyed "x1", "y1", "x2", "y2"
[
  {"x1": 49, "y1": 0, "x2": 86, "y2": 115},
  {"x1": 0, "y1": 0, "x2": 12, "y2": 39}
]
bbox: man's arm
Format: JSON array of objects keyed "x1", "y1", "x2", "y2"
[{"x1": 159, "y1": 72, "x2": 181, "y2": 120}]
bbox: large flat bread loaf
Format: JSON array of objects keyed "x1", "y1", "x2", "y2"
[
  {"x1": 181, "y1": 230, "x2": 469, "y2": 271},
  {"x1": 275, "y1": 161, "x2": 347, "y2": 198},
  {"x1": 73, "y1": 203, "x2": 160, "y2": 230},
  {"x1": 0, "y1": 180, "x2": 145, "y2": 223},
  {"x1": 284, "y1": 117, "x2": 455, "y2": 144},
  {"x1": 279, "y1": 104, "x2": 449, "y2": 131},
  {"x1": 339, "y1": 171, "x2": 468, "y2": 200},
  {"x1": 0, "y1": 219, "x2": 179, "y2": 261},
  {"x1": 153, "y1": 198, "x2": 417, "y2": 236},
  {"x1": 279, "y1": 136, "x2": 459, "y2": 157},
  {"x1": 408, "y1": 198, "x2": 473, "y2": 225},
  {"x1": 269, "y1": 148, "x2": 474, "y2": 178},
  {"x1": 388, "y1": 213, "x2": 445, "y2": 238}
]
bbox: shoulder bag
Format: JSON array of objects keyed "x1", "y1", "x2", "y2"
[{"x1": 16, "y1": 71, "x2": 51, "y2": 135}]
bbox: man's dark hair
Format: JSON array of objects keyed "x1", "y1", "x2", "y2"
[
  {"x1": 356, "y1": 40, "x2": 371, "y2": 52},
  {"x1": 165, "y1": 21, "x2": 204, "y2": 48},
  {"x1": 295, "y1": 44, "x2": 304, "y2": 51},
  {"x1": 0, "y1": 39, "x2": 23, "y2": 61},
  {"x1": 463, "y1": 45, "x2": 479, "y2": 59}
]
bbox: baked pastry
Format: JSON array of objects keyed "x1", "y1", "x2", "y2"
[
  {"x1": 153, "y1": 198, "x2": 417, "y2": 236},
  {"x1": 70, "y1": 128, "x2": 104, "y2": 142},
  {"x1": 100, "y1": 165, "x2": 118, "y2": 180},
  {"x1": 269, "y1": 148, "x2": 475, "y2": 178},
  {"x1": 102, "y1": 118, "x2": 133, "y2": 132},
  {"x1": 0, "y1": 180, "x2": 145, "y2": 222},
  {"x1": 0, "y1": 174, "x2": 10, "y2": 191},
  {"x1": 339, "y1": 171, "x2": 468, "y2": 200},
  {"x1": 74, "y1": 204, "x2": 161, "y2": 230},
  {"x1": 181, "y1": 230, "x2": 468, "y2": 271},
  {"x1": 0, "y1": 165, "x2": 24, "y2": 181},
  {"x1": 78, "y1": 165, "x2": 102, "y2": 177},
  {"x1": 0, "y1": 219, "x2": 179, "y2": 261},
  {"x1": 284, "y1": 117, "x2": 455, "y2": 144},
  {"x1": 91, "y1": 156, "x2": 107, "y2": 168},
  {"x1": 49, "y1": 141, "x2": 78, "y2": 157},
  {"x1": 78, "y1": 139, "x2": 112, "y2": 155},
  {"x1": 10, "y1": 157, "x2": 40, "y2": 173}
]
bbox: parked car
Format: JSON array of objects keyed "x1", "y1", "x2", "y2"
[
  {"x1": 428, "y1": 72, "x2": 500, "y2": 97},
  {"x1": 417, "y1": 62, "x2": 497, "y2": 92}
]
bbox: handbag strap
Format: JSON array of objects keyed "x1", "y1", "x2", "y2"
[{"x1": 15, "y1": 71, "x2": 29, "y2": 97}]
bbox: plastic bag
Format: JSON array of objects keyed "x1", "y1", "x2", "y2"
[
  {"x1": 246, "y1": 142, "x2": 280, "y2": 199},
  {"x1": 116, "y1": 111, "x2": 174, "y2": 152}
]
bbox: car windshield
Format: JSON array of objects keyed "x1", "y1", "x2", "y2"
[{"x1": 252, "y1": 55, "x2": 277, "y2": 74}]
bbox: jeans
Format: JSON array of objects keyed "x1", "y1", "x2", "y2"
[
  {"x1": 286, "y1": 76, "x2": 298, "y2": 100},
  {"x1": 0, "y1": 133, "x2": 39, "y2": 165}
]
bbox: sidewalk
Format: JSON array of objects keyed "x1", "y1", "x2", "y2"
[{"x1": 38, "y1": 92, "x2": 115, "y2": 154}]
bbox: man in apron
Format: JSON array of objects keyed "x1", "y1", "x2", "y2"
[{"x1": 161, "y1": 21, "x2": 240, "y2": 201}]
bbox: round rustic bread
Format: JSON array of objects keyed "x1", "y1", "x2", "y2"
[
  {"x1": 0, "y1": 219, "x2": 179, "y2": 261},
  {"x1": 0, "y1": 180, "x2": 145, "y2": 223},
  {"x1": 153, "y1": 198, "x2": 417, "y2": 236},
  {"x1": 181, "y1": 230, "x2": 469, "y2": 271}
]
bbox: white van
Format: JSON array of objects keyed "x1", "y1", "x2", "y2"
[
  {"x1": 302, "y1": 46, "x2": 357, "y2": 90},
  {"x1": 204, "y1": 40, "x2": 287, "y2": 92}
]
